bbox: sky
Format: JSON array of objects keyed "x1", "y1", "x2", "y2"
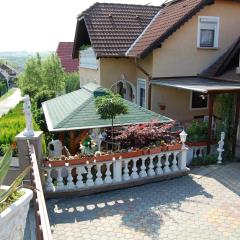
[{"x1": 0, "y1": 0, "x2": 166, "y2": 52}]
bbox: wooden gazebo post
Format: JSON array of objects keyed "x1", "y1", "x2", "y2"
[{"x1": 207, "y1": 93, "x2": 215, "y2": 154}]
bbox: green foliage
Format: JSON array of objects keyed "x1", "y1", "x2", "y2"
[
  {"x1": 186, "y1": 120, "x2": 208, "y2": 142},
  {"x1": 21, "y1": 85, "x2": 38, "y2": 98},
  {"x1": 0, "y1": 80, "x2": 8, "y2": 97},
  {"x1": 95, "y1": 91, "x2": 128, "y2": 121},
  {"x1": 0, "y1": 147, "x2": 12, "y2": 186},
  {"x1": 18, "y1": 53, "x2": 65, "y2": 95},
  {"x1": 191, "y1": 154, "x2": 217, "y2": 166},
  {"x1": 41, "y1": 54, "x2": 65, "y2": 94},
  {"x1": 65, "y1": 72, "x2": 80, "y2": 93},
  {"x1": 0, "y1": 103, "x2": 44, "y2": 155},
  {"x1": 33, "y1": 90, "x2": 56, "y2": 109},
  {"x1": 80, "y1": 44, "x2": 91, "y2": 51}
]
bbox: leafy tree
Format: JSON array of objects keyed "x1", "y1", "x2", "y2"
[
  {"x1": 95, "y1": 91, "x2": 128, "y2": 146},
  {"x1": 65, "y1": 72, "x2": 80, "y2": 93},
  {"x1": 34, "y1": 90, "x2": 56, "y2": 109},
  {"x1": 41, "y1": 54, "x2": 65, "y2": 94}
]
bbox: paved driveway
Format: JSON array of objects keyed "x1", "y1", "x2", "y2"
[
  {"x1": 47, "y1": 163, "x2": 240, "y2": 240},
  {"x1": 0, "y1": 88, "x2": 21, "y2": 117}
]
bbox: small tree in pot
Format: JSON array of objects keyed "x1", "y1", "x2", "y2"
[{"x1": 95, "y1": 91, "x2": 128, "y2": 150}]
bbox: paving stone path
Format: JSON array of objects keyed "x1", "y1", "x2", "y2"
[{"x1": 47, "y1": 163, "x2": 240, "y2": 240}]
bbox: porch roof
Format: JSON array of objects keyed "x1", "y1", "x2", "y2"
[
  {"x1": 151, "y1": 77, "x2": 240, "y2": 93},
  {"x1": 42, "y1": 83, "x2": 172, "y2": 132}
]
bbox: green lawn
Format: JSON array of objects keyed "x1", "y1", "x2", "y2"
[{"x1": 0, "y1": 88, "x2": 17, "y2": 103}]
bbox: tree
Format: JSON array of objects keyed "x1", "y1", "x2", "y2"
[
  {"x1": 41, "y1": 54, "x2": 65, "y2": 94},
  {"x1": 95, "y1": 91, "x2": 128, "y2": 148}
]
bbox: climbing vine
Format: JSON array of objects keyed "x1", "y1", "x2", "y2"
[{"x1": 215, "y1": 93, "x2": 235, "y2": 157}]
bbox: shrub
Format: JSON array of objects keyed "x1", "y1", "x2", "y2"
[
  {"x1": 186, "y1": 120, "x2": 208, "y2": 142},
  {"x1": 115, "y1": 121, "x2": 177, "y2": 149},
  {"x1": 21, "y1": 85, "x2": 38, "y2": 98},
  {"x1": 0, "y1": 80, "x2": 8, "y2": 96},
  {"x1": 191, "y1": 154, "x2": 217, "y2": 166},
  {"x1": 33, "y1": 90, "x2": 56, "y2": 109},
  {"x1": 65, "y1": 72, "x2": 80, "y2": 93}
]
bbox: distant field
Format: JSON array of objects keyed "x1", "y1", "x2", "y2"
[{"x1": 0, "y1": 51, "x2": 53, "y2": 72}]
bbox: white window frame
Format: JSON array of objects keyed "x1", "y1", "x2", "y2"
[
  {"x1": 197, "y1": 16, "x2": 220, "y2": 49},
  {"x1": 79, "y1": 47, "x2": 98, "y2": 70},
  {"x1": 190, "y1": 91, "x2": 208, "y2": 111},
  {"x1": 137, "y1": 78, "x2": 147, "y2": 108}
]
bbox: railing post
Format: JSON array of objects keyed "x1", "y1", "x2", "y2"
[
  {"x1": 113, "y1": 158, "x2": 122, "y2": 182},
  {"x1": 178, "y1": 147, "x2": 188, "y2": 170}
]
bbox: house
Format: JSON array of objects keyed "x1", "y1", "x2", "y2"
[
  {"x1": 56, "y1": 42, "x2": 79, "y2": 73},
  {"x1": 0, "y1": 63, "x2": 18, "y2": 88},
  {"x1": 72, "y1": 0, "x2": 240, "y2": 154}
]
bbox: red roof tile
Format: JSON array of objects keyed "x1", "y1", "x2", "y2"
[
  {"x1": 73, "y1": 3, "x2": 160, "y2": 58},
  {"x1": 57, "y1": 42, "x2": 79, "y2": 72},
  {"x1": 127, "y1": 0, "x2": 213, "y2": 57}
]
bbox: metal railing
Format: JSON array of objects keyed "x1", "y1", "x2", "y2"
[{"x1": 27, "y1": 141, "x2": 52, "y2": 240}]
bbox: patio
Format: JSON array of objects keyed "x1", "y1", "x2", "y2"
[{"x1": 46, "y1": 162, "x2": 240, "y2": 240}]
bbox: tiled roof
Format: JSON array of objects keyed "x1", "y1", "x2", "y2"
[
  {"x1": 127, "y1": 0, "x2": 213, "y2": 57},
  {"x1": 42, "y1": 83, "x2": 172, "y2": 131},
  {"x1": 201, "y1": 36, "x2": 240, "y2": 80},
  {"x1": 73, "y1": 3, "x2": 160, "y2": 58},
  {"x1": 56, "y1": 42, "x2": 79, "y2": 72}
]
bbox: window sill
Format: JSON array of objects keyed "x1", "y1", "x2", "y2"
[
  {"x1": 197, "y1": 47, "x2": 218, "y2": 50},
  {"x1": 190, "y1": 107, "x2": 208, "y2": 111},
  {"x1": 79, "y1": 65, "x2": 98, "y2": 70}
]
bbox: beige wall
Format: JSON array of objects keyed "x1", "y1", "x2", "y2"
[
  {"x1": 151, "y1": 85, "x2": 209, "y2": 121},
  {"x1": 152, "y1": 0, "x2": 240, "y2": 77},
  {"x1": 79, "y1": 67, "x2": 100, "y2": 87},
  {"x1": 99, "y1": 58, "x2": 137, "y2": 88}
]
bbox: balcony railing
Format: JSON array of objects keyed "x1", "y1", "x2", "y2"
[{"x1": 43, "y1": 146, "x2": 189, "y2": 195}]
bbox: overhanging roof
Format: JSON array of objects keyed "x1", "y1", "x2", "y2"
[
  {"x1": 42, "y1": 83, "x2": 172, "y2": 132},
  {"x1": 151, "y1": 77, "x2": 240, "y2": 93}
]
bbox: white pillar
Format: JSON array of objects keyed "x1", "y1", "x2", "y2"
[
  {"x1": 113, "y1": 158, "x2": 122, "y2": 182},
  {"x1": 178, "y1": 147, "x2": 188, "y2": 170}
]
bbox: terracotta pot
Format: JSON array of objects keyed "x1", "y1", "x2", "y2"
[
  {"x1": 120, "y1": 150, "x2": 142, "y2": 159},
  {"x1": 161, "y1": 145, "x2": 168, "y2": 152},
  {"x1": 149, "y1": 147, "x2": 162, "y2": 154},
  {"x1": 167, "y1": 143, "x2": 182, "y2": 151},
  {"x1": 142, "y1": 148, "x2": 150, "y2": 155},
  {"x1": 48, "y1": 160, "x2": 66, "y2": 167}
]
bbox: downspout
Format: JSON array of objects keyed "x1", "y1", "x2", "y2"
[{"x1": 134, "y1": 58, "x2": 152, "y2": 110}]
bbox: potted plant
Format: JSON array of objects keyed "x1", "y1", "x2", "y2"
[{"x1": 0, "y1": 147, "x2": 32, "y2": 240}]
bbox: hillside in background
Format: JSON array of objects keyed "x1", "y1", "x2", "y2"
[{"x1": 0, "y1": 51, "x2": 53, "y2": 72}]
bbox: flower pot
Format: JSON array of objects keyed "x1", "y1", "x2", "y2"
[
  {"x1": 149, "y1": 147, "x2": 162, "y2": 154},
  {"x1": 142, "y1": 148, "x2": 150, "y2": 155},
  {"x1": 48, "y1": 159, "x2": 66, "y2": 167},
  {"x1": 167, "y1": 143, "x2": 182, "y2": 151},
  {"x1": 161, "y1": 145, "x2": 168, "y2": 152},
  {"x1": 120, "y1": 150, "x2": 142, "y2": 159},
  {"x1": 0, "y1": 186, "x2": 33, "y2": 240}
]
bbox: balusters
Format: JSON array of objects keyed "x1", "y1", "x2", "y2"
[
  {"x1": 123, "y1": 159, "x2": 130, "y2": 181},
  {"x1": 163, "y1": 153, "x2": 171, "y2": 174},
  {"x1": 155, "y1": 154, "x2": 163, "y2": 175},
  {"x1": 95, "y1": 163, "x2": 103, "y2": 185},
  {"x1": 139, "y1": 157, "x2": 147, "y2": 178},
  {"x1": 193, "y1": 148, "x2": 197, "y2": 158},
  {"x1": 171, "y1": 152, "x2": 178, "y2": 172},
  {"x1": 104, "y1": 162, "x2": 112, "y2": 184},
  {"x1": 46, "y1": 168, "x2": 54, "y2": 191},
  {"x1": 67, "y1": 167, "x2": 75, "y2": 189},
  {"x1": 56, "y1": 168, "x2": 64, "y2": 190},
  {"x1": 86, "y1": 164, "x2": 94, "y2": 186},
  {"x1": 76, "y1": 166, "x2": 85, "y2": 188},
  {"x1": 147, "y1": 156, "x2": 155, "y2": 177},
  {"x1": 131, "y1": 158, "x2": 139, "y2": 179},
  {"x1": 199, "y1": 147, "x2": 203, "y2": 158}
]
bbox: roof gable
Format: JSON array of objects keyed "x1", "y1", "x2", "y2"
[
  {"x1": 127, "y1": 0, "x2": 214, "y2": 57},
  {"x1": 56, "y1": 42, "x2": 79, "y2": 72},
  {"x1": 73, "y1": 3, "x2": 160, "y2": 58},
  {"x1": 199, "y1": 36, "x2": 240, "y2": 82}
]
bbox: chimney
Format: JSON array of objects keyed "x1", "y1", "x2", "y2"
[{"x1": 236, "y1": 51, "x2": 240, "y2": 74}]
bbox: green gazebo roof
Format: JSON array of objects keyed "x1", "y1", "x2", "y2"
[{"x1": 42, "y1": 83, "x2": 172, "y2": 132}]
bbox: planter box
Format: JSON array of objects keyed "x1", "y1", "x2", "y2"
[
  {"x1": 0, "y1": 186, "x2": 33, "y2": 240},
  {"x1": 167, "y1": 144, "x2": 182, "y2": 151},
  {"x1": 186, "y1": 141, "x2": 207, "y2": 147},
  {"x1": 120, "y1": 150, "x2": 142, "y2": 159}
]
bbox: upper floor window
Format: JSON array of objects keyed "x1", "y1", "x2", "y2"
[
  {"x1": 79, "y1": 47, "x2": 98, "y2": 69},
  {"x1": 137, "y1": 79, "x2": 147, "y2": 108},
  {"x1": 197, "y1": 16, "x2": 220, "y2": 49}
]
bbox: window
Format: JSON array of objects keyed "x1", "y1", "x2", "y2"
[
  {"x1": 137, "y1": 79, "x2": 147, "y2": 108},
  {"x1": 197, "y1": 16, "x2": 220, "y2": 48},
  {"x1": 79, "y1": 47, "x2": 98, "y2": 69},
  {"x1": 191, "y1": 91, "x2": 208, "y2": 109}
]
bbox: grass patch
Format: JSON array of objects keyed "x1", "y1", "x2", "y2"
[
  {"x1": 0, "y1": 88, "x2": 16, "y2": 103},
  {"x1": 0, "y1": 190, "x2": 24, "y2": 213}
]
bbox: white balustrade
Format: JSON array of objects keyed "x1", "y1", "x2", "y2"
[
  {"x1": 44, "y1": 147, "x2": 188, "y2": 193},
  {"x1": 131, "y1": 158, "x2": 139, "y2": 179},
  {"x1": 147, "y1": 156, "x2": 155, "y2": 177},
  {"x1": 193, "y1": 146, "x2": 207, "y2": 159}
]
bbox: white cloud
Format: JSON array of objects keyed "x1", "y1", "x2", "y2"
[{"x1": 0, "y1": 0, "x2": 165, "y2": 52}]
